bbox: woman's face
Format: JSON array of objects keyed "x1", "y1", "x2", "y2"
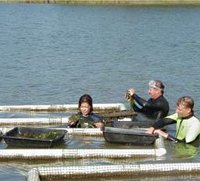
[{"x1": 80, "y1": 102, "x2": 91, "y2": 116}]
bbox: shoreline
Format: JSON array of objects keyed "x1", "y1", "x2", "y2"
[{"x1": 1, "y1": 0, "x2": 200, "y2": 6}]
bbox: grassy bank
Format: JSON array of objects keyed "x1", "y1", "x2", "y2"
[{"x1": 1, "y1": 0, "x2": 200, "y2": 5}]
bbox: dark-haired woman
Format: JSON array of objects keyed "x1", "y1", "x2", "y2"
[{"x1": 68, "y1": 94, "x2": 104, "y2": 128}]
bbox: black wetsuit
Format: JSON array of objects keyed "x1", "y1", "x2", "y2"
[
  {"x1": 132, "y1": 94, "x2": 169, "y2": 120},
  {"x1": 69, "y1": 112, "x2": 103, "y2": 128}
]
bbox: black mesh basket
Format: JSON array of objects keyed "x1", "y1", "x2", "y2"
[
  {"x1": 111, "y1": 120, "x2": 155, "y2": 129},
  {"x1": 2, "y1": 127, "x2": 66, "y2": 148},
  {"x1": 103, "y1": 127, "x2": 157, "y2": 145}
]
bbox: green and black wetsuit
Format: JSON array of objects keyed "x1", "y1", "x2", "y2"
[{"x1": 153, "y1": 113, "x2": 200, "y2": 143}]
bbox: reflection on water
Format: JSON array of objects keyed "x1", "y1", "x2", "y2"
[
  {"x1": 174, "y1": 143, "x2": 199, "y2": 159},
  {"x1": 165, "y1": 140, "x2": 200, "y2": 161}
]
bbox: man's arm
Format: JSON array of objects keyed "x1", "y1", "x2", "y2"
[
  {"x1": 132, "y1": 94, "x2": 148, "y2": 108},
  {"x1": 153, "y1": 117, "x2": 176, "y2": 129},
  {"x1": 146, "y1": 117, "x2": 176, "y2": 134}
]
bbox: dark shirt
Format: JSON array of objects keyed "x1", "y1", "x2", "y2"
[
  {"x1": 132, "y1": 94, "x2": 169, "y2": 119},
  {"x1": 69, "y1": 112, "x2": 103, "y2": 128},
  {"x1": 78, "y1": 112, "x2": 103, "y2": 123}
]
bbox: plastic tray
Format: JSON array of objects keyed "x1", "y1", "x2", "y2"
[
  {"x1": 2, "y1": 127, "x2": 66, "y2": 148},
  {"x1": 103, "y1": 127, "x2": 157, "y2": 145}
]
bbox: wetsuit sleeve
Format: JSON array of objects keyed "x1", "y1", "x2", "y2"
[
  {"x1": 132, "y1": 94, "x2": 148, "y2": 107},
  {"x1": 133, "y1": 94, "x2": 164, "y2": 110},
  {"x1": 152, "y1": 117, "x2": 176, "y2": 129}
]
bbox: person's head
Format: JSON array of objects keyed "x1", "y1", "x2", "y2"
[
  {"x1": 148, "y1": 80, "x2": 165, "y2": 99},
  {"x1": 176, "y1": 96, "x2": 194, "y2": 118},
  {"x1": 78, "y1": 94, "x2": 93, "y2": 116}
]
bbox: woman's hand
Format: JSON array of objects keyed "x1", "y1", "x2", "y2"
[{"x1": 94, "y1": 122, "x2": 104, "y2": 129}]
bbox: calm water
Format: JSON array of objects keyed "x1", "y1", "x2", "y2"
[{"x1": 0, "y1": 3, "x2": 200, "y2": 180}]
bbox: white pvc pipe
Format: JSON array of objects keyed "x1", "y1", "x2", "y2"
[
  {"x1": 0, "y1": 127, "x2": 103, "y2": 136},
  {"x1": 154, "y1": 135, "x2": 166, "y2": 157},
  {"x1": 0, "y1": 117, "x2": 132, "y2": 126},
  {"x1": 0, "y1": 117, "x2": 70, "y2": 126},
  {"x1": 0, "y1": 136, "x2": 165, "y2": 160},
  {"x1": 63, "y1": 128, "x2": 102, "y2": 136},
  {"x1": 27, "y1": 169, "x2": 40, "y2": 181},
  {"x1": 28, "y1": 162, "x2": 200, "y2": 180},
  {"x1": 0, "y1": 103, "x2": 126, "y2": 112},
  {"x1": 0, "y1": 148, "x2": 163, "y2": 160}
]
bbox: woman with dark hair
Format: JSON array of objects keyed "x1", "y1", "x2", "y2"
[{"x1": 68, "y1": 94, "x2": 104, "y2": 128}]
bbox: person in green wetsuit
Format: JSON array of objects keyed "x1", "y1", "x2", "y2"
[
  {"x1": 147, "y1": 96, "x2": 200, "y2": 143},
  {"x1": 68, "y1": 94, "x2": 104, "y2": 129}
]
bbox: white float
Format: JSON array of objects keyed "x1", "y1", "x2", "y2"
[
  {"x1": 27, "y1": 162, "x2": 200, "y2": 181},
  {"x1": 0, "y1": 103, "x2": 126, "y2": 112}
]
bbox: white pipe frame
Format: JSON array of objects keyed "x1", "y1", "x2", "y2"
[
  {"x1": 27, "y1": 162, "x2": 200, "y2": 181},
  {"x1": 0, "y1": 127, "x2": 103, "y2": 136},
  {"x1": 0, "y1": 103, "x2": 126, "y2": 112},
  {"x1": 0, "y1": 103, "x2": 169, "y2": 181},
  {"x1": 0, "y1": 117, "x2": 70, "y2": 126},
  {"x1": 0, "y1": 117, "x2": 132, "y2": 126},
  {"x1": 0, "y1": 136, "x2": 166, "y2": 161}
]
